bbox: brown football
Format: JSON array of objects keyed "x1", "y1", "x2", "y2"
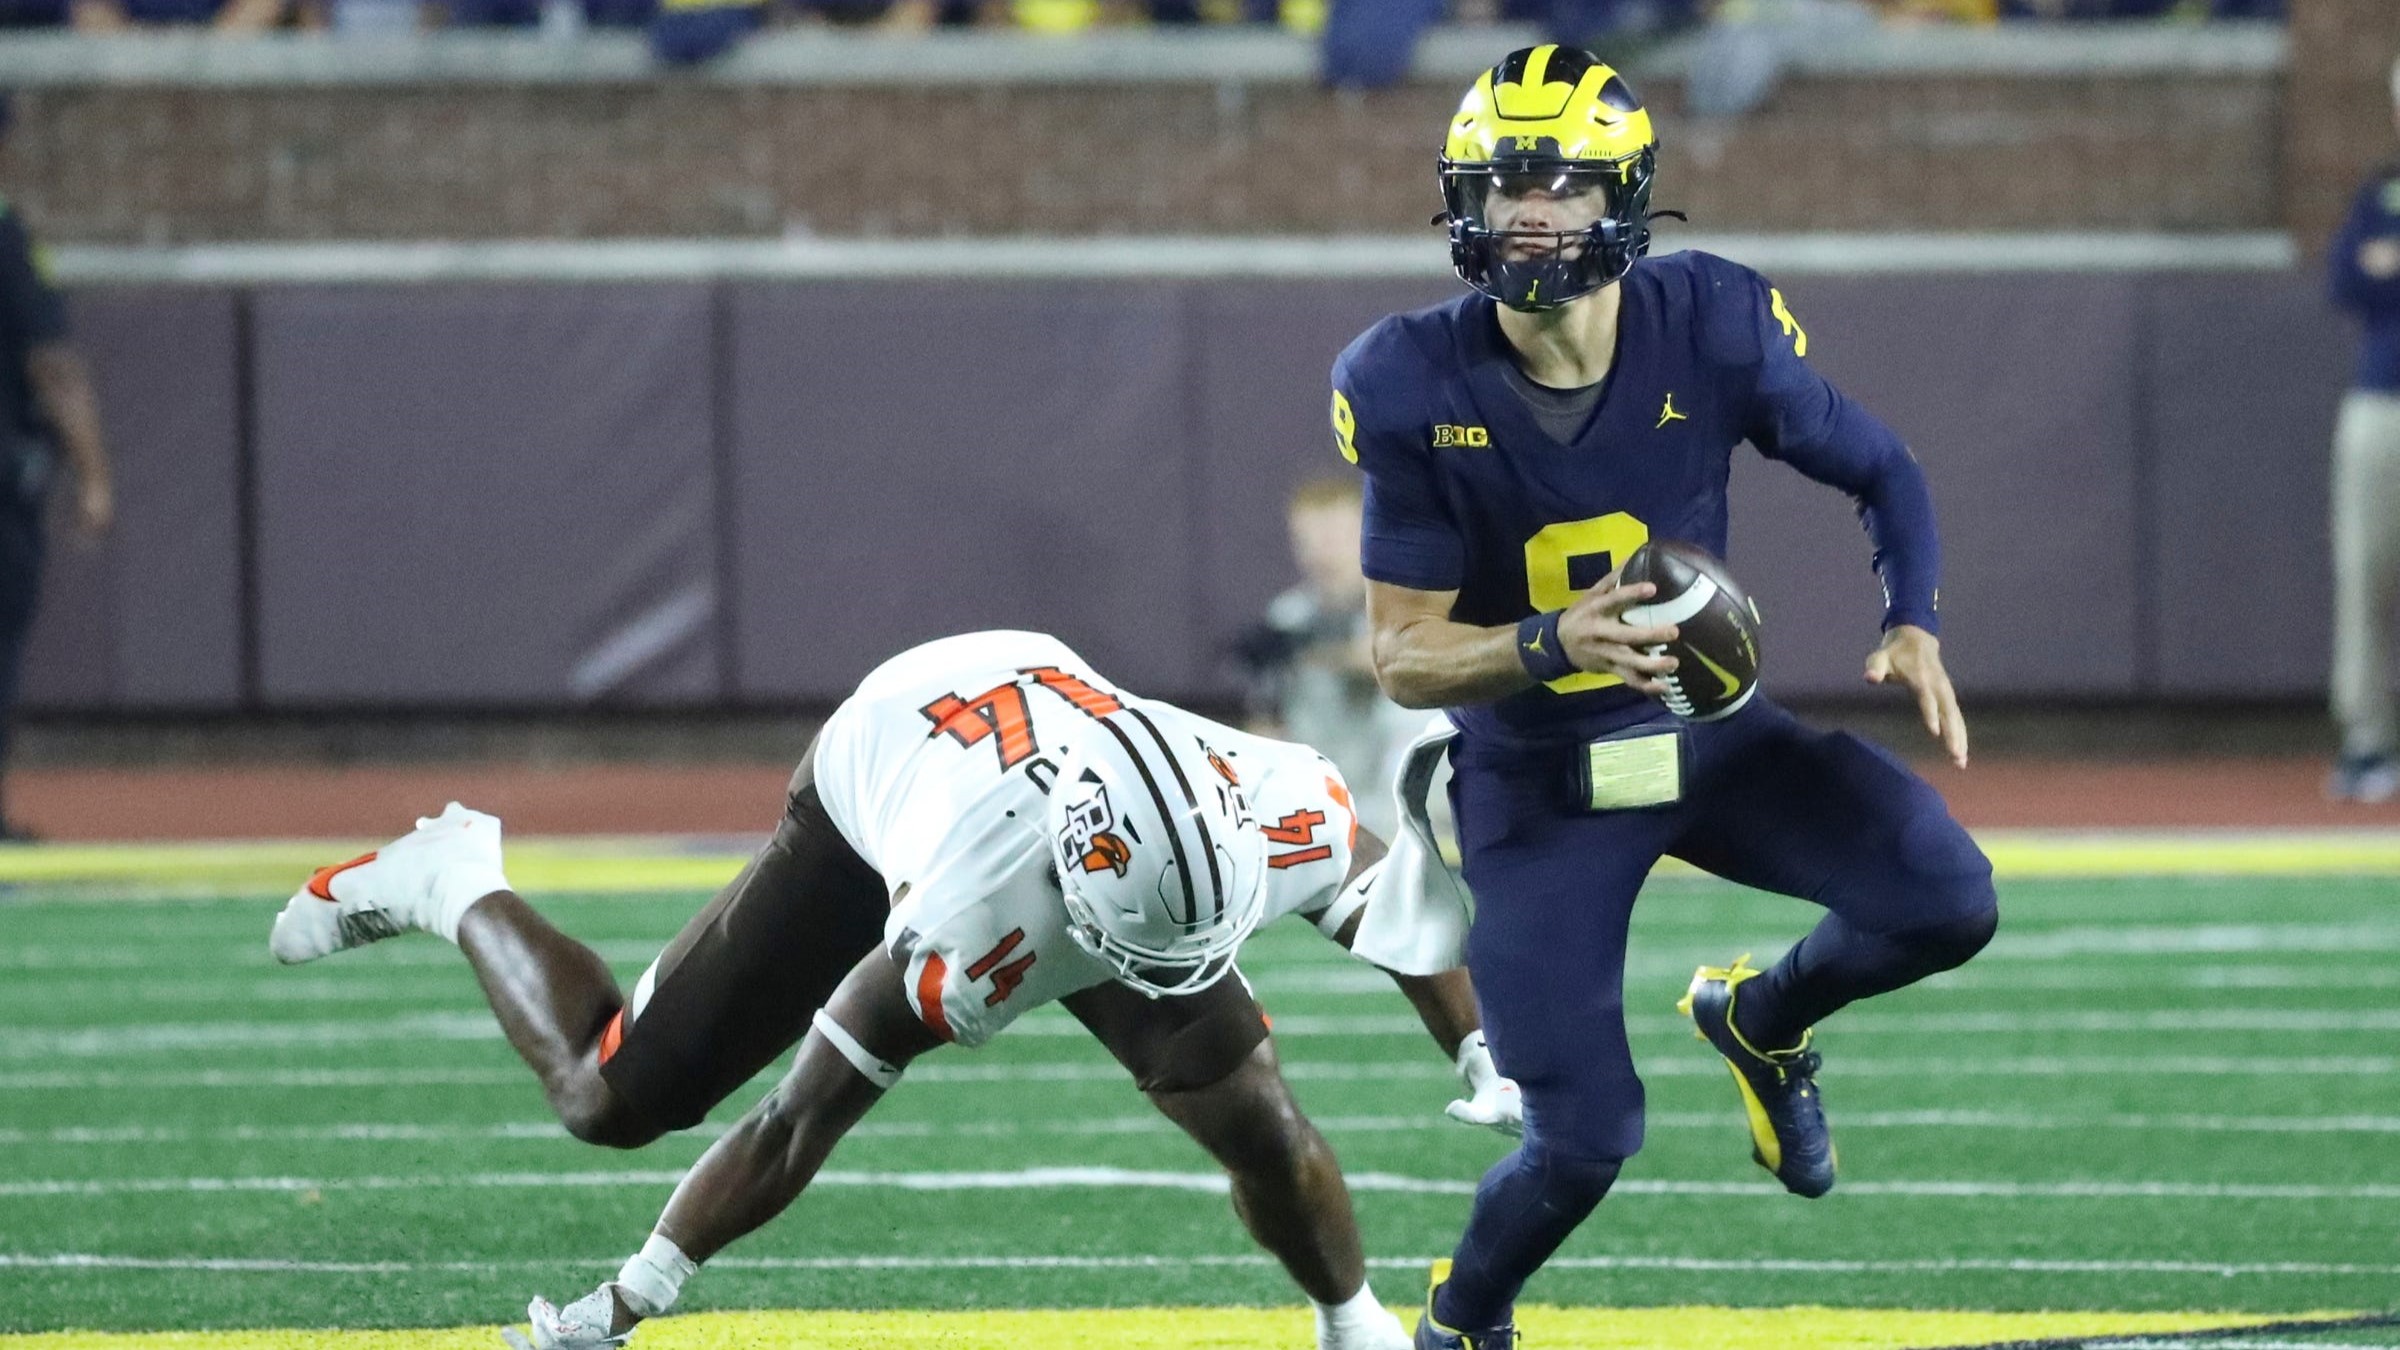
[{"x1": 1617, "y1": 539, "x2": 1763, "y2": 722}]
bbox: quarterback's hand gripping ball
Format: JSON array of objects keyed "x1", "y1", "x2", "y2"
[{"x1": 1618, "y1": 540, "x2": 1763, "y2": 722}]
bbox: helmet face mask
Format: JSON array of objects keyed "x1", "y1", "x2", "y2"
[
  {"x1": 1046, "y1": 708, "x2": 1267, "y2": 1000},
  {"x1": 1440, "y1": 46, "x2": 1661, "y2": 313}
]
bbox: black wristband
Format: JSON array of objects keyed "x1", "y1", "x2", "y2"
[{"x1": 1516, "y1": 610, "x2": 1578, "y2": 683}]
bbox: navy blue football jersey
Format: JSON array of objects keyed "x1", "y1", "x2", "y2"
[
  {"x1": 2329, "y1": 164, "x2": 2400, "y2": 392},
  {"x1": 1334, "y1": 249, "x2": 1940, "y2": 747}
]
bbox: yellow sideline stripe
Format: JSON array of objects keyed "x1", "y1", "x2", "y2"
[
  {"x1": 0, "y1": 1306, "x2": 2326, "y2": 1350},
  {"x1": 1975, "y1": 832, "x2": 2400, "y2": 878},
  {"x1": 0, "y1": 839, "x2": 752, "y2": 895},
  {"x1": 2, "y1": 831, "x2": 2399, "y2": 896}
]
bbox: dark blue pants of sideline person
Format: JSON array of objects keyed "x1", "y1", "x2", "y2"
[
  {"x1": 1432, "y1": 695, "x2": 1998, "y2": 1329},
  {"x1": 0, "y1": 493, "x2": 44, "y2": 830}
]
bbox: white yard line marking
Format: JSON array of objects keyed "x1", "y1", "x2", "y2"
[
  {"x1": 0, "y1": 941, "x2": 665, "y2": 971},
  {"x1": 0, "y1": 976, "x2": 484, "y2": 1007},
  {"x1": 2, "y1": 1252, "x2": 2394, "y2": 1278},
  {"x1": 1743, "y1": 1110, "x2": 2400, "y2": 1133},
  {"x1": 0, "y1": 1067, "x2": 530, "y2": 1090},
  {"x1": 2091, "y1": 1343, "x2": 2386, "y2": 1350},
  {"x1": 1253, "y1": 963, "x2": 2400, "y2": 996},
  {"x1": 1983, "y1": 924, "x2": 2400, "y2": 958},
  {"x1": 12, "y1": 1007, "x2": 2400, "y2": 1060},
  {"x1": 3, "y1": 1169, "x2": 2395, "y2": 1201},
  {"x1": 0, "y1": 1012, "x2": 503, "y2": 1059},
  {"x1": 916, "y1": 1056, "x2": 2400, "y2": 1083},
  {"x1": 10, "y1": 921, "x2": 2400, "y2": 976},
  {"x1": 11, "y1": 1109, "x2": 2400, "y2": 1148},
  {"x1": 1923, "y1": 965, "x2": 2400, "y2": 991},
  {"x1": 1281, "y1": 1011, "x2": 2400, "y2": 1037},
  {"x1": 6, "y1": 1054, "x2": 2397, "y2": 1091},
  {"x1": 14, "y1": 964, "x2": 2395, "y2": 1011}
]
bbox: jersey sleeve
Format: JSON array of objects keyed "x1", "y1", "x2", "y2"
[
  {"x1": 1714, "y1": 259, "x2": 1944, "y2": 635},
  {"x1": 888, "y1": 889, "x2": 1038, "y2": 1051},
  {"x1": 1333, "y1": 327, "x2": 1465, "y2": 593},
  {"x1": 1250, "y1": 747, "x2": 1361, "y2": 934},
  {"x1": 2329, "y1": 175, "x2": 2400, "y2": 316}
]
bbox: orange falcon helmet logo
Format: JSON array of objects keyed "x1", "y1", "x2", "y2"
[{"x1": 1079, "y1": 831, "x2": 1133, "y2": 878}]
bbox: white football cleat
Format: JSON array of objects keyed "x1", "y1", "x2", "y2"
[
  {"x1": 269, "y1": 802, "x2": 508, "y2": 964},
  {"x1": 499, "y1": 1288, "x2": 631, "y2": 1349}
]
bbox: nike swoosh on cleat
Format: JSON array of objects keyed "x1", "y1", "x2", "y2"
[{"x1": 306, "y1": 851, "x2": 379, "y2": 902}]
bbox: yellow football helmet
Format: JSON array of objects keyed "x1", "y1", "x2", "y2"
[{"x1": 1440, "y1": 45, "x2": 1662, "y2": 312}]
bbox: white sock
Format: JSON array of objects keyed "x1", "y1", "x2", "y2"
[
  {"x1": 1314, "y1": 1281, "x2": 1401, "y2": 1350},
  {"x1": 429, "y1": 862, "x2": 511, "y2": 944}
]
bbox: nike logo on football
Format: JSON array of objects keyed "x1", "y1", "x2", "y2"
[
  {"x1": 1692, "y1": 646, "x2": 1741, "y2": 697},
  {"x1": 1656, "y1": 393, "x2": 1688, "y2": 429}
]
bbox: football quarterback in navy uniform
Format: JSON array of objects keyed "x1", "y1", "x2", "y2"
[{"x1": 1333, "y1": 46, "x2": 2002, "y2": 1349}]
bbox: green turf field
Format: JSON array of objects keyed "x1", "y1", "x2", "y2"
[{"x1": 2, "y1": 853, "x2": 2396, "y2": 1346}]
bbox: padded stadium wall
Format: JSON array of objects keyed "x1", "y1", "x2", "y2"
[{"x1": 17, "y1": 269, "x2": 2348, "y2": 713}]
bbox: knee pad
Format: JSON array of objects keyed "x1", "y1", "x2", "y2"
[
  {"x1": 1516, "y1": 1135, "x2": 1624, "y2": 1211},
  {"x1": 1891, "y1": 902, "x2": 1998, "y2": 975}
]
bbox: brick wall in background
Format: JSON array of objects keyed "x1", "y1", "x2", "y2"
[
  {"x1": 0, "y1": 70, "x2": 2278, "y2": 244},
  {"x1": 2288, "y1": 0, "x2": 2400, "y2": 256}
]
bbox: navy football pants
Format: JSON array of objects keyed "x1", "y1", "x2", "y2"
[{"x1": 1434, "y1": 696, "x2": 1997, "y2": 1328}]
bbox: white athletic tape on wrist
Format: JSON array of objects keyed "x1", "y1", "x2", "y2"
[
  {"x1": 613, "y1": 1232, "x2": 696, "y2": 1319},
  {"x1": 811, "y1": 1008, "x2": 904, "y2": 1090},
  {"x1": 1455, "y1": 1030, "x2": 1498, "y2": 1092}
]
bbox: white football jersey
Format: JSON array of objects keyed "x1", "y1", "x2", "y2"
[{"x1": 813, "y1": 631, "x2": 1359, "y2": 1048}]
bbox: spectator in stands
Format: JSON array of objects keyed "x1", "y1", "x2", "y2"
[
  {"x1": 0, "y1": 95, "x2": 112, "y2": 841},
  {"x1": 1995, "y1": 0, "x2": 2176, "y2": 16},
  {"x1": 2324, "y1": 55, "x2": 2400, "y2": 805},
  {"x1": 983, "y1": 0, "x2": 1305, "y2": 25},
  {"x1": 651, "y1": 0, "x2": 983, "y2": 64},
  {"x1": 70, "y1": 0, "x2": 288, "y2": 28},
  {"x1": 0, "y1": 0, "x2": 68, "y2": 26},
  {"x1": 1325, "y1": 0, "x2": 1690, "y2": 91},
  {"x1": 441, "y1": 0, "x2": 650, "y2": 30},
  {"x1": 1234, "y1": 477, "x2": 1424, "y2": 839},
  {"x1": 1866, "y1": 0, "x2": 1994, "y2": 21}
]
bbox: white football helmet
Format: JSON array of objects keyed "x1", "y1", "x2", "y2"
[{"x1": 1046, "y1": 704, "x2": 1267, "y2": 999}]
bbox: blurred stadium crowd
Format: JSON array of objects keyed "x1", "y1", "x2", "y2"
[{"x1": 0, "y1": 0, "x2": 2285, "y2": 69}]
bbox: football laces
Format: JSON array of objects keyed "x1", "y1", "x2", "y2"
[{"x1": 1643, "y1": 641, "x2": 1695, "y2": 716}]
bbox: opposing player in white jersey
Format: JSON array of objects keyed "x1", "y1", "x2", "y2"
[{"x1": 268, "y1": 631, "x2": 1517, "y2": 1350}]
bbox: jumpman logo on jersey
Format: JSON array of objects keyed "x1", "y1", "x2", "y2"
[{"x1": 1656, "y1": 393, "x2": 1688, "y2": 429}]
